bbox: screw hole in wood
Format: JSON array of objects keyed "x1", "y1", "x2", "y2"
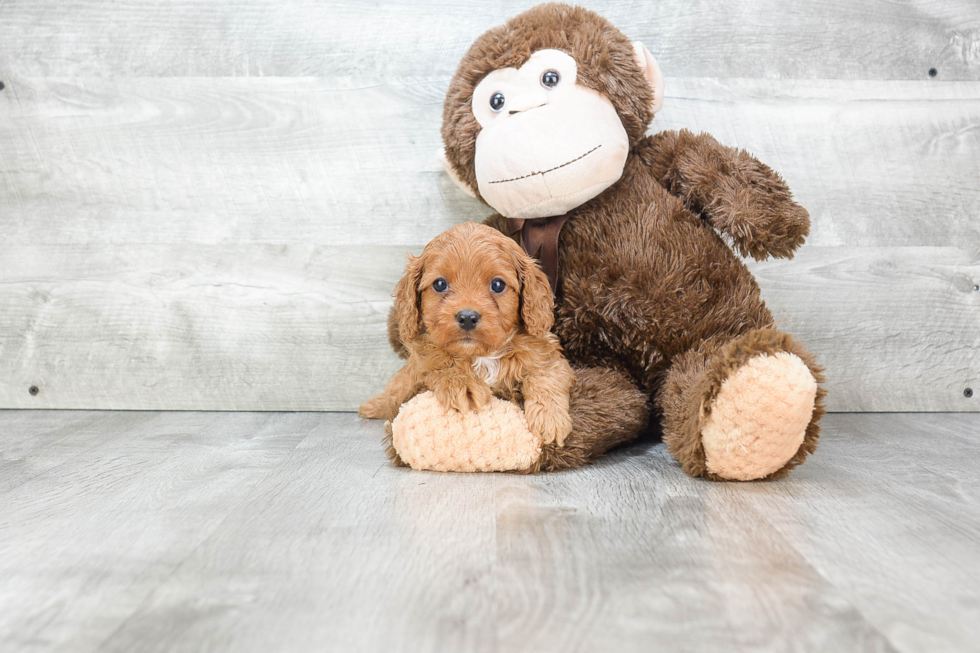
[
  {"x1": 0, "y1": 81, "x2": 5, "y2": 91},
  {"x1": 966, "y1": 388, "x2": 974, "y2": 399},
  {"x1": 29, "y1": 385, "x2": 39, "y2": 396},
  {"x1": 928, "y1": 68, "x2": 937, "y2": 77}
]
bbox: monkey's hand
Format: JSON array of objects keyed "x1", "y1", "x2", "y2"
[{"x1": 643, "y1": 129, "x2": 810, "y2": 260}]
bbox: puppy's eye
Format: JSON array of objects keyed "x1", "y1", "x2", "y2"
[
  {"x1": 490, "y1": 278, "x2": 506, "y2": 294},
  {"x1": 541, "y1": 70, "x2": 560, "y2": 89},
  {"x1": 489, "y1": 92, "x2": 505, "y2": 112},
  {"x1": 432, "y1": 278, "x2": 448, "y2": 293}
]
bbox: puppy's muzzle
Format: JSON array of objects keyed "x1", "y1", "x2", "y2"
[{"x1": 455, "y1": 309, "x2": 481, "y2": 332}]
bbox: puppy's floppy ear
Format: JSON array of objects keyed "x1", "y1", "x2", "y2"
[
  {"x1": 393, "y1": 253, "x2": 425, "y2": 343},
  {"x1": 516, "y1": 253, "x2": 554, "y2": 338}
]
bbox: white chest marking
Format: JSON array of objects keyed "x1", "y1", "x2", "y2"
[{"x1": 472, "y1": 353, "x2": 504, "y2": 386}]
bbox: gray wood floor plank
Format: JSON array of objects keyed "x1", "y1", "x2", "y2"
[
  {"x1": 736, "y1": 413, "x2": 980, "y2": 653},
  {"x1": 94, "y1": 414, "x2": 498, "y2": 653},
  {"x1": 2, "y1": 411, "x2": 977, "y2": 652},
  {"x1": 839, "y1": 412, "x2": 980, "y2": 499},
  {"x1": 492, "y1": 454, "x2": 899, "y2": 653},
  {"x1": 0, "y1": 411, "x2": 175, "y2": 494},
  {"x1": 0, "y1": 0, "x2": 975, "y2": 80},
  {"x1": 0, "y1": 412, "x2": 313, "y2": 653}
]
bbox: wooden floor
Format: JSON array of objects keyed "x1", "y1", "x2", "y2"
[{"x1": 1, "y1": 412, "x2": 977, "y2": 652}]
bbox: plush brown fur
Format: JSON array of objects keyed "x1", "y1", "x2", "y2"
[
  {"x1": 658, "y1": 327, "x2": 826, "y2": 480},
  {"x1": 643, "y1": 130, "x2": 810, "y2": 261},
  {"x1": 360, "y1": 222, "x2": 576, "y2": 447},
  {"x1": 430, "y1": 3, "x2": 826, "y2": 478},
  {"x1": 530, "y1": 366, "x2": 650, "y2": 472}
]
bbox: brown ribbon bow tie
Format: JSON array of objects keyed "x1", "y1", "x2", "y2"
[{"x1": 506, "y1": 213, "x2": 571, "y2": 294}]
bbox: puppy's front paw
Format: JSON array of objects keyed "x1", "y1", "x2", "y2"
[
  {"x1": 432, "y1": 377, "x2": 493, "y2": 414},
  {"x1": 524, "y1": 400, "x2": 573, "y2": 447},
  {"x1": 467, "y1": 382, "x2": 494, "y2": 412},
  {"x1": 433, "y1": 381, "x2": 473, "y2": 413},
  {"x1": 359, "y1": 393, "x2": 395, "y2": 420}
]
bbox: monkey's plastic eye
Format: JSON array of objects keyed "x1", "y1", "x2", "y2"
[
  {"x1": 541, "y1": 70, "x2": 560, "y2": 88},
  {"x1": 490, "y1": 278, "x2": 506, "y2": 294},
  {"x1": 489, "y1": 92, "x2": 505, "y2": 112},
  {"x1": 432, "y1": 278, "x2": 448, "y2": 293}
]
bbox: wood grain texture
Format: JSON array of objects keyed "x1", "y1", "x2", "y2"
[
  {"x1": 1, "y1": 77, "x2": 977, "y2": 248},
  {"x1": 737, "y1": 412, "x2": 980, "y2": 652},
  {"x1": 0, "y1": 244, "x2": 975, "y2": 411},
  {"x1": 0, "y1": 244, "x2": 407, "y2": 410},
  {"x1": 0, "y1": 0, "x2": 977, "y2": 80},
  {"x1": 0, "y1": 412, "x2": 313, "y2": 653},
  {"x1": 0, "y1": 410, "x2": 158, "y2": 493},
  {"x1": 1, "y1": 76, "x2": 978, "y2": 411},
  {"x1": 1, "y1": 410, "x2": 978, "y2": 652},
  {"x1": 751, "y1": 246, "x2": 980, "y2": 412},
  {"x1": 0, "y1": 3, "x2": 978, "y2": 412}
]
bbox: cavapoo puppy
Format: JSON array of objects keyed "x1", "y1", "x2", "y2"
[{"x1": 359, "y1": 222, "x2": 574, "y2": 446}]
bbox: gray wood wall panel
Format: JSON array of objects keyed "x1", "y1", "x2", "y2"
[
  {"x1": 0, "y1": 245, "x2": 406, "y2": 410},
  {"x1": 751, "y1": 247, "x2": 979, "y2": 412},
  {"x1": 1, "y1": 78, "x2": 978, "y2": 249},
  {"x1": 0, "y1": 1, "x2": 977, "y2": 411},
  {"x1": 0, "y1": 0, "x2": 977, "y2": 80},
  {"x1": 1, "y1": 243, "x2": 975, "y2": 411}
]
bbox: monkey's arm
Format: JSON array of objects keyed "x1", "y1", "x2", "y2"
[{"x1": 641, "y1": 129, "x2": 810, "y2": 260}]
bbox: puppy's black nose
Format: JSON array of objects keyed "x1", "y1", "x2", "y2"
[{"x1": 455, "y1": 309, "x2": 481, "y2": 331}]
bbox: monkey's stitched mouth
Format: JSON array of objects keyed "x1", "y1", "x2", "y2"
[{"x1": 488, "y1": 144, "x2": 602, "y2": 184}]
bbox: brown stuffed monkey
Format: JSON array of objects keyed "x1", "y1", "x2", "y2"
[{"x1": 366, "y1": 2, "x2": 826, "y2": 481}]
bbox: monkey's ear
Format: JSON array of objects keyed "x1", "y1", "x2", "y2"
[
  {"x1": 393, "y1": 254, "x2": 425, "y2": 343},
  {"x1": 437, "y1": 148, "x2": 477, "y2": 198},
  {"x1": 632, "y1": 42, "x2": 665, "y2": 116}
]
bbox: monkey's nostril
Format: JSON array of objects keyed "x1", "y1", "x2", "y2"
[{"x1": 455, "y1": 309, "x2": 481, "y2": 331}]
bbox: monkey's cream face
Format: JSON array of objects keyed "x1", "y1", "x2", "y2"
[{"x1": 471, "y1": 49, "x2": 630, "y2": 220}]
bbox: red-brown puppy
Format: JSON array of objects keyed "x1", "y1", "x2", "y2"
[{"x1": 360, "y1": 222, "x2": 574, "y2": 446}]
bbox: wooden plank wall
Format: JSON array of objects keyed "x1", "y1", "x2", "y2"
[{"x1": 0, "y1": 0, "x2": 977, "y2": 412}]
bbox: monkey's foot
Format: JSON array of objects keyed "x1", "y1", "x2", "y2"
[
  {"x1": 390, "y1": 392, "x2": 542, "y2": 473},
  {"x1": 701, "y1": 352, "x2": 818, "y2": 481}
]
